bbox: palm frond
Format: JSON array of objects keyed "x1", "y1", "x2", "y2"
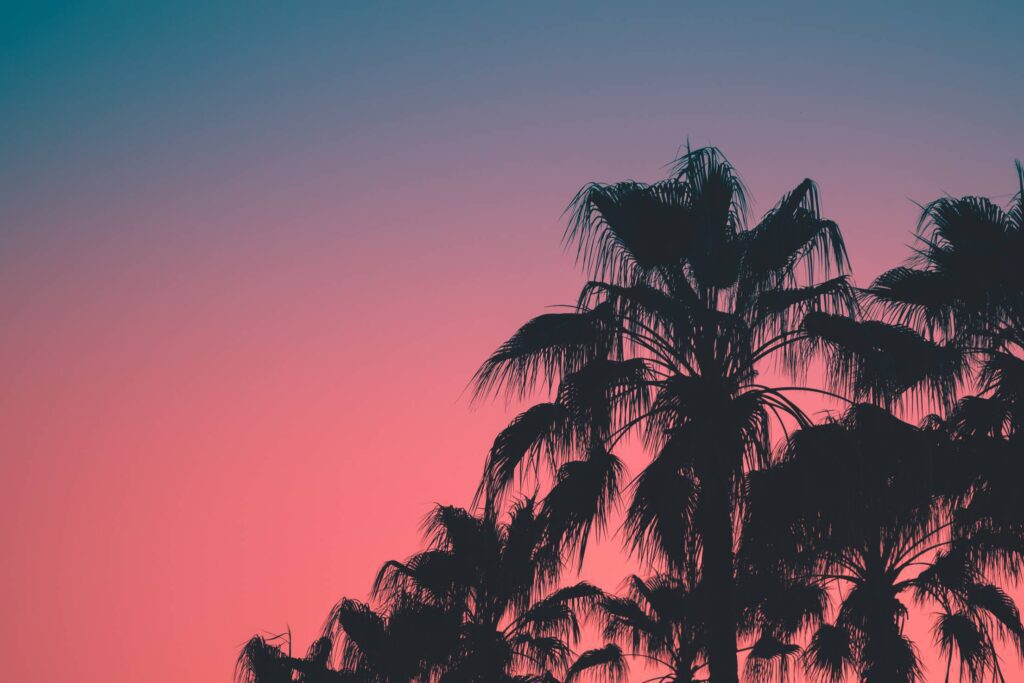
[
  {"x1": 741, "y1": 178, "x2": 848, "y2": 286},
  {"x1": 668, "y1": 145, "x2": 749, "y2": 225},
  {"x1": 478, "y1": 402, "x2": 575, "y2": 507},
  {"x1": 236, "y1": 636, "x2": 291, "y2": 683},
  {"x1": 542, "y1": 445, "x2": 623, "y2": 565},
  {"x1": 473, "y1": 302, "x2": 615, "y2": 400},
  {"x1": 515, "y1": 583, "x2": 604, "y2": 642},
  {"x1": 964, "y1": 582, "x2": 1024, "y2": 646},
  {"x1": 595, "y1": 594, "x2": 663, "y2": 653},
  {"x1": 802, "y1": 624, "x2": 853, "y2": 683},
  {"x1": 624, "y1": 438, "x2": 698, "y2": 570},
  {"x1": 866, "y1": 266, "x2": 957, "y2": 335},
  {"x1": 565, "y1": 644, "x2": 627, "y2": 683},
  {"x1": 556, "y1": 358, "x2": 652, "y2": 438},
  {"x1": 510, "y1": 633, "x2": 573, "y2": 673},
  {"x1": 933, "y1": 611, "x2": 991, "y2": 682},
  {"x1": 801, "y1": 312, "x2": 965, "y2": 407},
  {"x1": 565, "y1": 180, "x2": 697, "y2": 283},
  {"x1": 744, "y1": 634, "x2": 800, "y2": 683},
  {"x1": 754, "y1": 275, "x2": 859, "y2": 339}
]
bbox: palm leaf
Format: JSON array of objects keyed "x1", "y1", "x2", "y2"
[
  {"x1": 474, "y1": 302, "x2": 615, "y2": 400},
  {"x1": 933, "y1": 611, "x2": 990, "y2": 682},
  {"x1": 565, "y1": 644, "x2": 627, "y2": 683},
  {"x1": 479, "y1": 402, "x2": 575, "y2": 505},
  {"x1": 801, "y1": 312, "x2": 965, "y2": 407},
  {"x1": 744, "y1": 634, "x2": 800, "y2": 683},
  {"x1": 542, "y1": 445, "x2": 623, "y2": 564},
  {"x1": 803, "y1": 624, "x2": 852, "y2": 683}
]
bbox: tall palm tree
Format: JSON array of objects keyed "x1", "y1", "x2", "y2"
[
  {"x1": 373, "y1": 500, "x2": 610, "y2": 682},
  {"x1": 743, "y1": 404, "x2": 1024, "y2": 682},
  {"x1": 472, "y1": 145, "x2": 856, "y2": 682}
]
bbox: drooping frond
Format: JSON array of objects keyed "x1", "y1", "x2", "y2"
[
  {"x1": 741, "y1": 575, "x2": 828, "y2": 640},
  {"x1": 964, "y1": 582, "x2": 1024, "y2": 646},
  {"x1": 372, "y1": 550, "x2": 470, "y2": 608},
  {"x1": 509, "y1": 633, "x2": 573, "y2": 673},
  {"x1": 542, "y1": 445, "x2": 623, "y2": 564},
  {"x1": 515, "y1": 582, "x2": 604, "y2": 642},
  {"x1": 740, "y1": 178, "x2": 848, "y2": 289},
  {"x1": 565, "y1": 180, "x2": 699, "y2": 283},
  {"x1": 801, "y1": 312, "x2": 965, "y2": 407},
  {"x1": 803, "y1": 624, "x2": 853, "y2": 683},
  {"x1": 933, "y1": 611, "x2": 990, "y2": 682},
  {"x1": 322, "y1": 599, "x2": 384, "y2": 672},
  {"x1": 753, "y1": 275, "x2": 859, "y2": 342},
  {"x1": 668, "y1": 145, "x2": 749, "y2": 227},
  {"x1": 564, "y1": 644, "x2": 627, "y2": 683},
  {"x1": 946, "y1": 395, "x2": 1010, "y2": 438},
  {"x1": 744, "y1": 634, "x2": 800, "y2": 683},
  {"x1": 478, "y1": 402, "x2": 575, "y2": 507},
  {"x1": 473, "y1": 302, "x2": 615, "y2": 400},
  {"x1": 421, "y1": 504, "x2": 491, "y2": 559},
  {"x1": 858, "y1": 630, "x2": 921, "y2": 683},
  {"x1": 624, "y1": 439, "x2": 698, "y2": 570},
  {"x1": 980, "y1": 352, "x2": 1024, "y2": 427},
  {"x1": 595, "y1": 593, "x2": 663, "y2": 653},
  {"x1": 866, "y1": 266, "x2": 958, "y2": 335},
  {"x1": 236, "y1": 636, "x2": 291, "y2": 683},
  {"x1": 503, "y1": 495, "x2": 563, "y2": 602},
  {"x1": 556, "y1": 358, "x2": 652, "y2": 439}
]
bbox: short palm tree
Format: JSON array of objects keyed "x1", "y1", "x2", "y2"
[
  {"x1": 590, "y1": 570, "x2": 823, "y2": 683},
  {"x1": 320, "y1": 595, "x2": 460, "y2": 682},
  {"x1": 743, "y1": 404, "x2": 1024, "y2": 682},
  {"x1": 236, "y1": 596, "x2": 460, "y2": 683},
  {"x1": 373, "y1": 500, "x2": 612, "y2": 682},
  {"x1": 473, "y1": 145, "x2": 856, "y2": 682},
  {"x1": 236, "y1": 634, "x2": 298, "y2": 683}
]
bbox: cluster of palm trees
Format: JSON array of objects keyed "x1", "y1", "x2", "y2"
[{"x1": 237, "y1": 147, "x2": 1024, "y2": 682}]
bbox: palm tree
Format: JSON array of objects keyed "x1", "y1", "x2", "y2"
[
  {"x1": 743, "y1": 404, "x2": 1024, "y2": 682},
  {"x1": 472, "y1": 145, "x2": 856, "y2": 682},
  {"x1": 320, "y1": 595, "x2": 461, "y2": 682},
  {"x1": 236, "y1": 634, "x2": 298, "y2": 683},
  {"x1": 865, "y1": 162, "x2": 1024, "y2": 433},
  {"x1": 373, "y1": 500, "x2": 611, "y2": 682},
  {"x1": 589, "y1": 570, "x2": 822, "y2": 683},
  {"x1": 235, "y1": 596, "x2": 460, "y2": 683}
]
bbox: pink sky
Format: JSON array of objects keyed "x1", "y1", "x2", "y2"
[{"x1": 2, "y1": 4, "x2": 1023, "y2": 682}]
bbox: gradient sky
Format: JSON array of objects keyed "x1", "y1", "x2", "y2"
[{"x1": 2, "y1": 2, "x2": 1023, "y2": 681}]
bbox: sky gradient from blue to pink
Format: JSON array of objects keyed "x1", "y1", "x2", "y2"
[{"x1": 2, "y1": 2, "x2": 1023, "y2": 681}]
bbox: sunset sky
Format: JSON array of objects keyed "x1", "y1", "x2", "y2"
[{"x1": 2, "y1": 2, "x2": 1023, "y2": 681}]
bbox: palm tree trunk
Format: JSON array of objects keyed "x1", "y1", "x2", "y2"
[{"x1": 699, "y1": 464, "x2": 739, "y2": 683}]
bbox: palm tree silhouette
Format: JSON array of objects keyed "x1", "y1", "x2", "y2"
[
  {"x1": 319, "y1": 595, "x2": 461, "y2": 682},
  {"x1": 373, "y1": 500, "x2": 615, "y2": 682},
  {"x1": 235, "y1": 151, "x2": 1024, "y2": 683},
  {"x1": 236, "y1": 634, "x2": 297, "y2": 683},
  {"x1": 865, "y1": 162, "x2": 1024, "y2": 435},
  {"x1": 472, "y1": 145, "x2": 855, "y2": 682},
  {"x1": 236, "y1": 596, "x2": 460, "y2": 683},
  {"x1": 587, "y1": 569, "x2": 823, "y2": 682},
  {"x1": 743, "y1": 404, "x2": 1024, "y2": 682}
]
